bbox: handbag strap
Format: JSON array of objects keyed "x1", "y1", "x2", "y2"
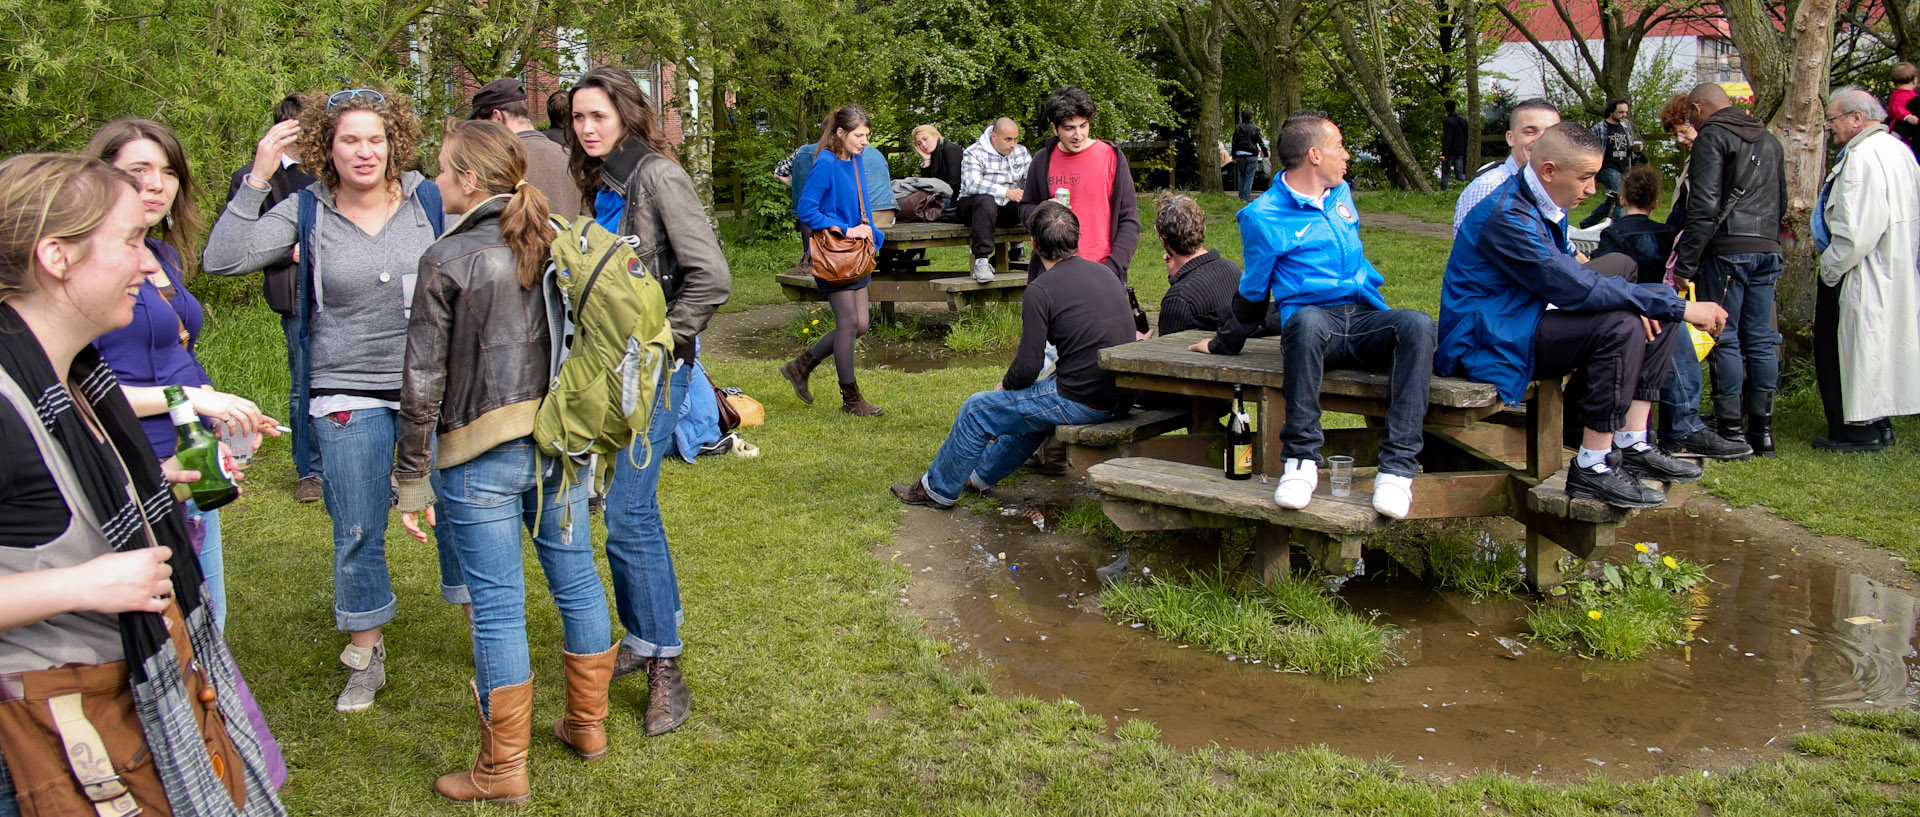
[
  {"x1": 49, "y1": 693, "x2": 141, "y2": 817},
  {"x1": 852, "y1": 154, "x2": 869, "y2": 227}
]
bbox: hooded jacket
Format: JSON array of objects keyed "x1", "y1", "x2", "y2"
[
  {"x1": 593, "y1": 138, "x2": 733, "y2": 362},
  {"x1": 1671, "y1": 107, "x2": 1786, "y2": 280},
  {"x1": 1019, "y1": 135, "x2": 1141, "y2": 281},
  {"x1": 959, "y1": 125, "x2": 1032, "y2": 205}
]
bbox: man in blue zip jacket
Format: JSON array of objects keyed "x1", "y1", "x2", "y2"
[
  {"x1": 1439, "y1": 123, "x2": 1727, "y2": 509},
  {"x1": 1189, "y1": 112, "x2": 1433, "y2": 520}
]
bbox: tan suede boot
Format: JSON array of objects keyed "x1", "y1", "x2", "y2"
[
  {"x1": 435, "y1": 679, "x2": 533, "y2": 805},
  {"x1": 550, "y1": 645, "x2": 617, "y2": 760},
  {"x1": 779, "y1": 351, "x2": 822, "y2": 404},
  {"x1": 839, "y1": 382, "x2": 884, "y2": 416}
]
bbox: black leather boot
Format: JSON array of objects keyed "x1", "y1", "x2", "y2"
[{"x1": 1712, "y1": 407, "x2": 1748, "y2": 446}]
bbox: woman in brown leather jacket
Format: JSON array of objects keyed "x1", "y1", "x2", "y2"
[
  {"x1": 396, "y1": 120, "x2": 614, "y2": 804},
  {"x1": 566, "y1": 65, "x2": 731, "y2": 738}
]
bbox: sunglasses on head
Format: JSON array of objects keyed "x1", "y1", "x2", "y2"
[{"x1": 327, "y1": 89, "x2": 386, "y2": 108}]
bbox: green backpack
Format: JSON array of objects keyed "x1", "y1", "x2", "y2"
[{"x1": 533, "y1": 215, "x2": 675, "y2": 493}]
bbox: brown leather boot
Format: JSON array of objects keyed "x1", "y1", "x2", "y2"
[
  {"x1": 643, "y1": 657, "x2": 691, "y2": 737},
  {"x1": 551, "y1": 645, "x2": 617, "y2": 760},
  {"x1": 435, "y1": 679, "x2": 533, "y2": 805},
  {"x1": 839, "y1": 382, "x2": 884, "y2": 417},
  {"x1": 779, "y1": 351, "x2": 821, "y2": 404}
]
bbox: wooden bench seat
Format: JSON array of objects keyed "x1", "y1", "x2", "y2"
[
  {"x1": 1054, "y1": 409, "x2": 1195, "y2": 473},
  {"x1": 927, "y1": 274, "x2": 1029, "y2": 310}
]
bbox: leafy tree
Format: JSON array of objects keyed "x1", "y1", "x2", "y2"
[
  {"x1": 1157, "y1": 0, "x2": 1231, "y2": 193},
  {"x1": 1493, "y1": 0, "x2": 1711, "y2": 122}
]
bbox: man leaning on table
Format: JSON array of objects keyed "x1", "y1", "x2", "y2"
[
  {"x1": 1188, "y1": 111, "x2": 1434, "y2": 520},
  {"x1": 1438, "y1": 123, "x2": 1728, "y2": 510}
]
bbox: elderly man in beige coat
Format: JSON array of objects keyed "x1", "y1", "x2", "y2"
[{"x1": 1814, "y1": 86, "x2": 1920, "y2": 452}]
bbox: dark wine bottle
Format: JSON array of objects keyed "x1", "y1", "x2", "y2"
[
  {"x1": 1225, "y1": 384, "x2": 1253, "y2": 480},
  {"x1": 1126, "y1": 286, "x2": 1150, "y2": 335},
  {"x1": 165, "y1": 385, "x2": 239, "y2": 511}
]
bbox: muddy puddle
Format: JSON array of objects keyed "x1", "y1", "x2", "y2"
[
  {"x1": 888, "y1": 482, "x2": 1920, "y2": 782},
  {"x1": 727, "y1": 332, "x2": 1006, "y2": 372}
]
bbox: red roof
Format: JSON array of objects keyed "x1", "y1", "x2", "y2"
[{"x1": 1496, "y1": 0, "x2": 1729, "y2": 43}]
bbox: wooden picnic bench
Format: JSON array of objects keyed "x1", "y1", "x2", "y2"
[
  {"x1": 777, "y1": 222, "x2": 1030, "y2": 319},
  {"x1": 1056, "y1": 330, "x2": 1679, "y2": 590}
]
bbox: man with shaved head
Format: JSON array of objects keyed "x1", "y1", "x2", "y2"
[
  {"x1": 1438, "y1": 123, "x2": 1729, "y2": 509},
  {"x1": 1669, "y1": 81, "x2": 1788, "y2": 457},
  {"x1": 957, "y1": 117, "x2": 1033, "y2": 282},
  {"x1": 1455, "y1": 98, "x2": 1561, "y2": 228},
  {"x1": 1810, "y1": 86, "x2": 1920, "y2": 452}
]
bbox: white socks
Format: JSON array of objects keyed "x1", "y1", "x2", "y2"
[{"x1": 1576, "y1": 446, "x2": 1611, "y2": 470}]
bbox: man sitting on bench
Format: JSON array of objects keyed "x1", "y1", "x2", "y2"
[
  {"x1": 1188, "y1": 111, "x2": 1434, "y2": 520},
  {"x1": 1438, "y1": 123, "x2": 1727, "y2": 509},
  {"x1": 957, "y1": 118, "x2": 1032, "y2": 284},
  {"x1": 892, "y1": 202, "x2": 1136, "y2": 507}
]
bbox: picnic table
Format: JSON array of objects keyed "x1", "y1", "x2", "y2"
[
  {"x1": 1057, "y1": 330, "x2": 1683, "y2": 590},
  {"x1": 776, "y1": 222, "x2": 1030, "y2": 319}
]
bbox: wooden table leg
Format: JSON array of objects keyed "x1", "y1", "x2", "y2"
[
  {"x1": 992, "y1": 240, "x2": 1009, "y2": 273},
  {"x1": 1255, "y1": 524, "x2": 1291, "y2": 584},
  {"x1": 1525, "y1": 530, "x2": 1569, "y2": 592},
  {"x1": 880, "y1": 300, "x2": 897, "y2": 324},
  {"x1": 1527, "y1": 381, "x2": 1564, "y2": 479}
]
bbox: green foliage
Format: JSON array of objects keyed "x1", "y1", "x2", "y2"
[
  {"x1": 944, "y1": 303, "x2": 1024, "y2": 353},
  {"x1": 1054, "y1": 497, "x2": 1129, "y2": 542},
  {"x1": 784, "y1": 304, "x2": 836, "y2": 342},
  {"x1": 1526, "y1": 544, "x2": 1710, "y2": 660},
  {"x1": 1423, "y1": 530, "x2": 1525, "y2": 601},
  {"x1": 1098, "y1": 571, "x2": 1397, "y2": 678}
]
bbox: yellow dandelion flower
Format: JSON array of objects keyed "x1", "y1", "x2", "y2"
[
  {"x1": 1633, "y1": 543, "x2": 1650, "y2": 553},
  {"x1": 801, "y1": 328, "x2": 810, "y2": 335},
  {"x1": 1588, "y1": 610, "x2": 1603, "y2": 620},
  {"x1": 1663, "y1": 555, "x2": 1679, "y2": 570},
  {"x1": 812, "y1": 319, "x2": 821, "y2": 325}
]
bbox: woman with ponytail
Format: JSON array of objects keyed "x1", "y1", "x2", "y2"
[{"x1": 396, "y1": 119, "x2": 612, "y2": 804}]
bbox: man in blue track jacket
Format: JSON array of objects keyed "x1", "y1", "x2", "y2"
[
  {"x1": 1438, "y1": 123, "x2": 1728, "y2": 509},
  {"x1": 1190, "y1": 112, "x2": 1433, "y2": 520}
]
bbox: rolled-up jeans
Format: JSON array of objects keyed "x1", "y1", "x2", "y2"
[
  {"x1": 438, "y1": 439, "x2": 609, "y2": 712},
  {"x1": 1279, "y1": 304, "x2": 1435, "y2": 477},
  {"x1": 604, "y1": 362, "x2": 691, "y2": 658},
  {"x1": 919, "y1": 377, "x2": 1114, "y2": 505},
  {"x1": 312, "y1": 406, "x2": 466, "y2": 632}
]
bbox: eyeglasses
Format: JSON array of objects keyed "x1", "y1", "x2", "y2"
[
  {"x1": 1825, "y1": 110, "x2": 1860, "y2": 124},
  {"x1": 327, "y1": 89, "x2": 386, "y2": 108}
]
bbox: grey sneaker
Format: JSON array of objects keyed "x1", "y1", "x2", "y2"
[
  {"x1": 970, "y1": 257, "x2": 996, "y2": 284},
  {"x1": 335, "y1": 639, "x2": 386, "y2": 713}
]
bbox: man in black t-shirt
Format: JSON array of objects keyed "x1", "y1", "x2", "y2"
[{"x1": 1579, "y1": 97, "x2": 1643, "y2": 228}]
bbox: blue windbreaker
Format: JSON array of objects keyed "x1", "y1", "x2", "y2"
[
  {"x1": 1236, "y1": 174, "x2": 1389, "y2": 329},
  {"x1": 1436, "y1": 169, "x2": 1687, "y2": 405}
]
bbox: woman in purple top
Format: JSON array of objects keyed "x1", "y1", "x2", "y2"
[
  {"x1": 785, "y1": 103, "x2": 887, "y2": 416},
  {"x1": 85, "y1": 118, "x2": 278, "y2": 631}
]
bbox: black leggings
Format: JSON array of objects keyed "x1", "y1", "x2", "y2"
[{"x1": 807, "y1": 288, "x2": 869, "y2": 385}]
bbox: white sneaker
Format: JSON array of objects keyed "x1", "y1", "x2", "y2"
[
  {"x1": 971, "y1": 257, "x2": 996, "y2": 284},
  {"x1": 1372, "y1": 473, "x2": 1413, "y2": 520},
  {"x1": 1274, "y1": 458, "x2": 1317, "y2": 509}
]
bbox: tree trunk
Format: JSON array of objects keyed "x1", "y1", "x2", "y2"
[
  {"x1": 1317, "y1": 6, "x2": 1435, "y2": 194},
  {"x1": 1463, "y1": 0, "x2": 1482, "y2": 171},
  {"x1": 677, "y1": 40, "x2": 718, "y2": 223},
  {"x1": 1160, "y1": 2, "x2": 1229, "y2": 194}
]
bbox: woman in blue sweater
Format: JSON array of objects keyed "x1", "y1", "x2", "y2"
[{"x1": 785, "y1": 104, "x2": 886, "y2": 416}]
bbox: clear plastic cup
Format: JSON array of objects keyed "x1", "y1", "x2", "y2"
[
  {"x1": 1327, "y1": 455, "x2": 1354, "y2": 497},
  {"x1": 217, "y1": 418, "x2": 261, "y2": 469}
]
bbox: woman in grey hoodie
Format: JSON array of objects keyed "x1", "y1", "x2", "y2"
[{"x1": 203, "y1": 87, "x2": 458, "y2": 715}]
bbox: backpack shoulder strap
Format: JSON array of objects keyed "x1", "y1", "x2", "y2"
[
  {"x1": 416, "y1": 180, "x2": 445, "y2": 235},
  {"x1": 295, "y1": 188, "x2": 318, "y2": 282}
]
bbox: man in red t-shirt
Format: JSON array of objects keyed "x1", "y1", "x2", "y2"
[{"x1": 1020, "y1": 86, "x2": 1141, "y2": 283}]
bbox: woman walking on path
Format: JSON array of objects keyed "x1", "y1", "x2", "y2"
[
  {"x1": 85, "y1": 117, "x2": 279, "y2": 632},
  {"x1": 782, "y1": 103, "x2": 887, "y2": 416},
  {"x1": 397, "y1": 120, "x2": 613, "y2": 804},
  {"x1": 569, "y1": 65, "x2": 731, "y2": 736},
  {"x1": 204, "y1": 87, "x2": 465, "y2": 715},
  {"x1": 0, "y1": 152, "x2": 286, "y2": 817}
]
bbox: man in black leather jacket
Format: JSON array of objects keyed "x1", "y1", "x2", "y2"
[{"x1": 1669, "y1": 82, "x2": 1787, "y2": 457}]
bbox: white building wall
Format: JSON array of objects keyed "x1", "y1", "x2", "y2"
[{"x1": 1483, "y1": 35, "x2": 1699, "y2": 98}]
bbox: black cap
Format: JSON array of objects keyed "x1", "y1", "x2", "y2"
[{"x1": 469, "y1": 78, "x2": 526, "y2": 119}]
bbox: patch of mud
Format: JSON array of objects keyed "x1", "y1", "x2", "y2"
[
  {"x1": 884, "y1": 478, "x2": 1919, "y2": 783},
  {"x1": 704, "y1": 303, "x2": 1007, "y2": 372}
]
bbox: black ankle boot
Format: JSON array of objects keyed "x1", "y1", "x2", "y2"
[
  {"x1": 1713, "y1": 411, "x2": 1748, "y2": 446},
  {"x1": 1746, "y1": 414, "x2": 1775, "y2": 458}
]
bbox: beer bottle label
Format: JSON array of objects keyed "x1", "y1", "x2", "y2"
[{"x1": 1231, "y1": 443, "x2": 1253, "y2": 475}]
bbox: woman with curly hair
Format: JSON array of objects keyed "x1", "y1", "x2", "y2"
[{"x1": 204, "y1": 87, "x2": 462, "y2": 715}]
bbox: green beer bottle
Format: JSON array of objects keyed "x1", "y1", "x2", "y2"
[{"x1": 165, "y1": 385, "x2": 239, "y2": 511}]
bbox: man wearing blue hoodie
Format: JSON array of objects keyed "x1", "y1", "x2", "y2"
[{"x1": 1189, "y1": 112, "x2": 1432, "y2": 520}]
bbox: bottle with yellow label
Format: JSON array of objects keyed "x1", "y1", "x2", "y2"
[{"x1": 1225, "y1": 384, "x2": 1253, "y2": 480}]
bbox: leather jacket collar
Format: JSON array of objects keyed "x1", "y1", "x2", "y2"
[{"x1": 597, "y1": 137, "x2": 654, "y2": 198}]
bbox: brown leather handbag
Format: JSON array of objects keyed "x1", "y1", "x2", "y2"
[{"x1": 808, "y1": 156, "x2": 877, "y2": 285}]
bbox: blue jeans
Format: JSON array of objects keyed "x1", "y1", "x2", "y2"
[
  {"x1": 1579, "y1": 167, "x2": 1624, "y2": 228},
  {"x1": 1693, "y1": 252, "x2": 1783, "y2": 419},
  {"x1": 1444, "y1": 154, "x2": 1468, "y2": 186},
  {"x1": 439, "y1": 440, "x2": 609, "y2": 710},
  {"x1": 1281, "y1": 304, "x2": 1435, "y2": 477},
  {"x1": 0, "y1": 746, "x2": 15, "y2": 817},
  {"x1": 282, "y1": 314, "x2": 320, "y2": 481},
  {"x1": 1658, "y1": 322, "x2": 1708, "y2": 442},
  {"x1": 604, "y1": 362, "x2": 691, "y2": 658},
  {"x1": 312, "y1": 407, "x2": 466, "y2": 631},
  {"x1": 1235, "y1": 155, "x2": 1259, "y2": 202},
  {"x1": 185, "y1": 500, "x2": 224, "y2": 631},
  {"x1": 920, "y1": 377, "x2": 1114, "y2": 504}
]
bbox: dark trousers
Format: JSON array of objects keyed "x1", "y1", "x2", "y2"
[
  {"x1": 1534, "y1": 308, "x2": 1683, "y2": 434},
  {"x1": 1815, "y1": 276, "x2": 1891, "y2": 442},
  {"x1": 282, "y1": 313, "x2": 321, "y2": 480},
  {"x1": 1280, "y1": 304, "x2": 1435, "y2": 477},
  {"x1": 957, "y1": 195, "x2": 1021, "y2": 260}
]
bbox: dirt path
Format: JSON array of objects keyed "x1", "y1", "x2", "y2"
[{"x1": 1366, "y1": 211, "x2": 1455, "y2": 241}]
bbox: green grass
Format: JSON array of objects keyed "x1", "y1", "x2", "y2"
[
  {"x1": 1355, "y1": 188, "x2": 1462, "y2": 225},
  {"x1": 943, "y1": 302, "x2": 1024, "y2": 352},
  {"x1": 1524, "y1": 548, "x2": 1710, "y2": 660},
  {"x1": 1097, "y1": 572, "x2": 1397, "y2": 678},
  {"x1": 1421, "y1": 529, "x2": 1526, "y2": 602}
]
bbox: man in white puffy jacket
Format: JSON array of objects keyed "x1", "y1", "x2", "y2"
[{"x1": 1812, "y1": 86, "x2": 1920, "y2": 452}]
